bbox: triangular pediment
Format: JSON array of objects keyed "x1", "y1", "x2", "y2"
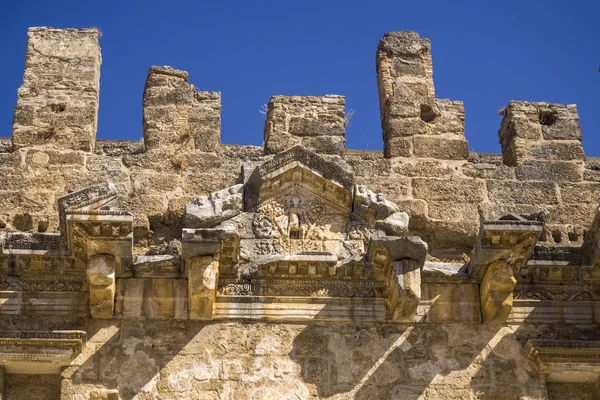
[{"x1": 244, "y1": 145, "x2": 354, "y2": 213}]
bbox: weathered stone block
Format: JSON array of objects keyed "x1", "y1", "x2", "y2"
[
  {"x1": 385, "y1": 117, "x2": 428, "y2": 138},
  {"x1": 527, "y1": 141, "x2": 585, "y2": 161},
  {"x1": 487, "y1": 181, "x2": 559, "y2": 205},
  {"x1": 542, "y1": 115, "x2": 582, "y2": 141},
  {"x1": 412, "y1": 136, "x2": 469, "y2": 160},
  {"x1": 12, "y1": 28, "x2": 101, "y2": 152},
  {"x1": 559, "y1": 183, "x2": 600, "y2": 204},
  {"x1": 384, "y1": 137, "x2": 412, "y2": 158},
  {"x1": 515, "y1": 160, "x2": 582, "y2": 182},
  {"x1": 392, "y1": 159, "x2": 457, "y2": 178},
  {"x1": 412, "y1": 178, "x2": 484, "y2": 203},
  {"x1": 263, "y1": 95, "x2": 346, "y2": 155},
  {"x1": 462, "y1": 162, "x2": 516, "y2": 180}
]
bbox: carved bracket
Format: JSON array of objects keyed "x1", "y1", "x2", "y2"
[
  {"x1": 368, "y1": 236, "x2": 428, "y2": 322},
  {"x1": 58, "y1": 183, "x2": 133, "y2": 319},
  {"x1": 469, "y1": 219, "x2": 543, "y2": 323},
  {"x1": 182, "y1": 227, "x2": 239, "y2": 320}
]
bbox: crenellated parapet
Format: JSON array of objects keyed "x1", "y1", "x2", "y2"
[
  {"x1": 263, "y1": 95, "x2": 346, "y2": 156},
  {"x1": 142, "y1": 66, "x2": 221, "y2": 152}
]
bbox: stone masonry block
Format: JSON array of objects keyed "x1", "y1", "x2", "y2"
[
  {"x1": 559, "y1": 183, "x2": 600, "y2": 204},
  {"x1": 412, "y1": 136, "x2": 469, "y2": 160},
  {"x1": 526, "y1": 141, "x2": 585, "y2": 161},
  {"x1": 515, "y1": 160, "x2": 583, "y2": 182},
  {"x1": 412, "y1": 178, "x2": 485, "y2": 203},
  {"x1": 487, "y1": 181, "x2": 559, "y2": 205},
  {"x1": 12, "y1": 28, "x2": 102, "y2": 152},
  {"x1": 384, "y1": 137, "x2": 413, "y2": 158}
]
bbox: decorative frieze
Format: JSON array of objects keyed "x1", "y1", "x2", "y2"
[
  {"x1": 523, "y1": 339, "x2": 600, "y2": 383},
  {"x1": 0, "y1": 330, "x2": 85, "y2": 374}
]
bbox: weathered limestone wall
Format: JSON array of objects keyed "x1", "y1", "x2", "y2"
[
  {"x1": 18, "y1": 319, "x2": 590, "y2": 400},
  {"x1": 2, "y1": 28, "x2": 599, "y2": 258},
  {"x1": 2, "y1": 27, "x2": 600, "y2": 400}
]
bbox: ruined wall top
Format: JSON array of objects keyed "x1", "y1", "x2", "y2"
[{"x1": 1, "y1": 26, "x2": 598, "y2": 258}]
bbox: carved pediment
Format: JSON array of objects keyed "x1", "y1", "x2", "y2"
[
  {"x1": 182, "y1": 146, "x2": 427, "y2": 322},
  {"x1": 244, "y1": 145, "x2": 354, "y2": 212}
]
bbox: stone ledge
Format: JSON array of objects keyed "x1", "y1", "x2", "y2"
[
  {"x1": 0, "y1": 330, "x2": 85, "y2": 374},
  {"x1": 523, "y1": 339, "x2": 600, "y2": 383}
]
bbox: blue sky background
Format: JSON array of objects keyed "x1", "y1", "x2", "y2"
[{"x1": 0, "y1": 0, "x2": 598, "y2": 154}]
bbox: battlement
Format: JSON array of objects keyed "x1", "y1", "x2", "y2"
[{"x1": 1, "y1": 26, "x2": 598, "y2": 257}]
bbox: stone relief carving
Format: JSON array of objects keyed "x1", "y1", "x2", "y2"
[
  {"x1": 250, "y1": 197, "x2": 335, "y2": 254},
  {"x1": 185, "y1": 184, "x2": 243, "y2": 229}
]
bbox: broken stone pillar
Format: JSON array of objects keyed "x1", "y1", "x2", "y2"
[
  {"x1": 388, "y1": 259, "x2": 422, "y2": 321},
  {"x1": 12, "y1": 27, "x2": 102, "y2": 151},
  {"x1": 498, "y1": 101, "x2": 585, "y2": 181},
  {"x1": 88, "y1": 254, "x2": 116, "y2": 318},
  {"x1": 188, "y1": 256, "x2": 219, "y2": 319},
  {"x1": 143, "y1": 66, "x2": 221, "y2": 152},
  {"x1": 263, "y1": 95, "x2": 346, "y2": 155},
  {"x1": 376, "y1": 31, "x2": 468, "y2": 159}
]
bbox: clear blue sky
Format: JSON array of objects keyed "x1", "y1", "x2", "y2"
[{"x1": 1, "y1": 0, "x2": 598, "y2": 154}]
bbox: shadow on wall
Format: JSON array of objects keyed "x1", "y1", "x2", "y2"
[
  {"x1": 64, "y1": 303, "x2": 600, "y2": 399},
  {"x1": 67, "y1": 320, "x2": 205, "y2": 400},
  {"x1": 290, "y1": 304, "x2": 546, "y2": 400}
]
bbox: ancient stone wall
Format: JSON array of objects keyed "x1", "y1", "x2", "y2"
[
  {"x1": 2, "y1": 29, "x2": 598, "y2": 259},
  {"x1": 1, "y1": 27, "x2": 600, "y2": 400}
]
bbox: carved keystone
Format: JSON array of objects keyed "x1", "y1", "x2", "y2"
[
  {"x1": 368, "y1": 236, "x2": 428, "y2": 322},
  {"x1": 469, "y1": 218, "x2": 543, "y2": 323},
  {"x1": 188, "y1": 256, "x2": 219, "y2": 320}
]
